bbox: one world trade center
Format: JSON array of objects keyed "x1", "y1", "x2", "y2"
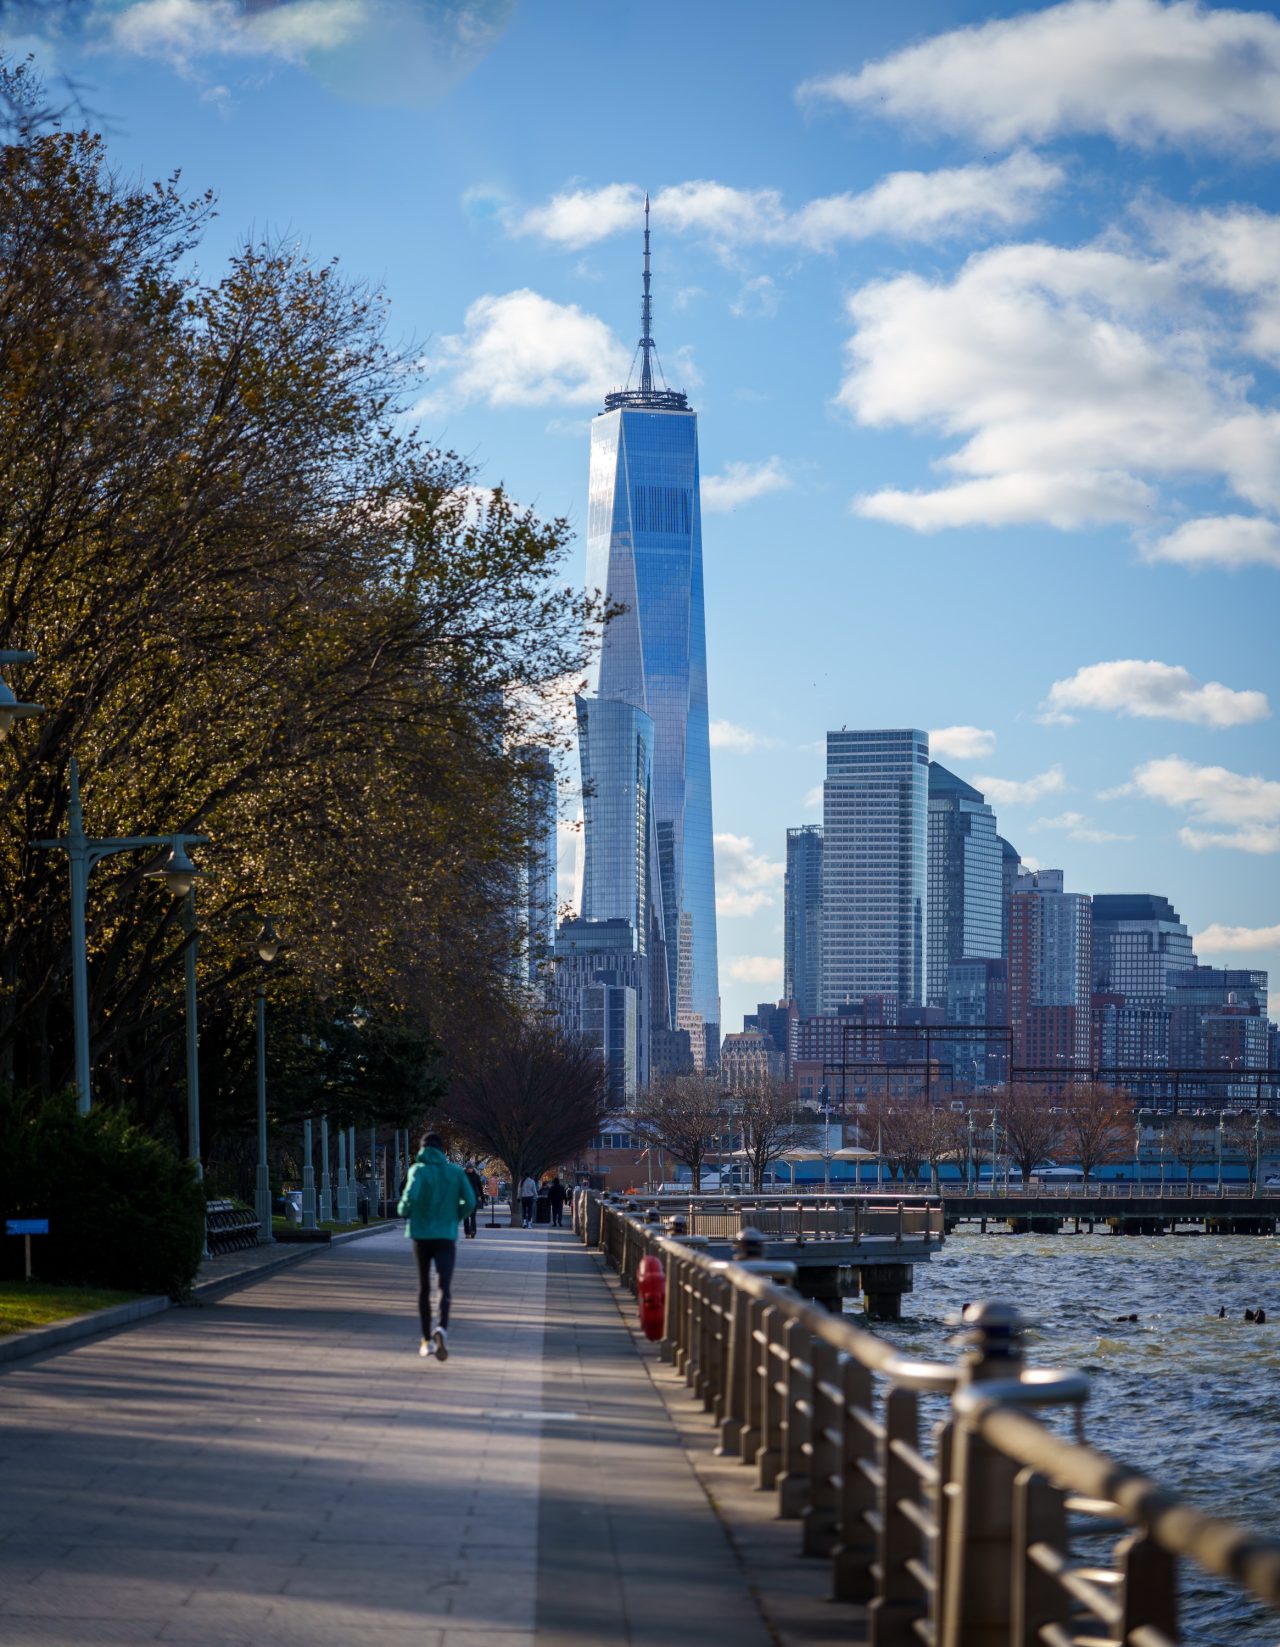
[{"x1": 580, "y1": 200, "x2": 720, "y2": 1066}]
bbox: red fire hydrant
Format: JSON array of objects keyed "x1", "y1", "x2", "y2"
[{"x1": 637, "y1": 1254, "x2": 666, "y2": 1341}]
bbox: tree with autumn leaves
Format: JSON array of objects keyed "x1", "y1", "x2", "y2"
[{"x1": 0, "y1": 74, "x2": 603, "y2": 1155}]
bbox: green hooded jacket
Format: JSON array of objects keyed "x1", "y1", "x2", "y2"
[{"x1": 398, "y1": 1146, "x2": 476, "y2": 1241}]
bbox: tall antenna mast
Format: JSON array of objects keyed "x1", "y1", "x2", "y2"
[
  {"x1": 604, "y1": 194, "x2": 688, "y2": 412},
  {"x1": 639, "y1": 192, "x2": 654, "y2": 395}
]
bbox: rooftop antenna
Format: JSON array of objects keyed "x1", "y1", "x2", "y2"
[
  {"x1": 604, "y1": 196, "x2": 688, "y2": 412},
  {"x1": 640, "y1": 192, "x2": 654, "y2": 395}
]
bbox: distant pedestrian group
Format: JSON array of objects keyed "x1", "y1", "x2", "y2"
[{"x1": 519, "y1": 1174, "x2": 568, "y2": 1227}]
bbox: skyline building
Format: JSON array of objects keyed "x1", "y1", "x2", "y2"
[
  {"x1": 820, "y1": 728, "x2": 929, "y2": 1012},
  {"x1": 511, "y1": 746, "x2": 558, "y2": 998},
  {"x1": 552, "y1": 915, "x2": 653, "y2": 1094},
  {"x1": 926, "y1": 762, "x2": 1002, "y2": 1008},
  {"x1": 583, "y1": 199, "x2": 719, "y2": 1062},
  {"x1": 1008, "y1": 868, "x2": 1093, "y2": 1070},
  {"x1": 1091, "y1": 894, "x2": 1196, "y2": 1009},
  {"x1": 784, "y1": 825, "x2": 823, "y2": 1019}
]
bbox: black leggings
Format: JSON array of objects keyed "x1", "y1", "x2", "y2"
[{"x1": 413, "y1": 1238, "x2": 457, "y2": 1337}]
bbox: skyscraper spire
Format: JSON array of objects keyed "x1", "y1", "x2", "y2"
[
  {"x1": 640, "y1": 192, "x2": 654, "y2": 395},
  {"x1": 604, "y1": 195, "x2": 688, "y2": 412}
]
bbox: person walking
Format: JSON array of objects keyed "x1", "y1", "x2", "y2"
[
  {"x1": 547, "y1": 1176, "x2": 567, "y2": 1229},
  {"x1": 463, "y1": 1162, "x2": 485, "y2": 1238},
  {"x1": 398, "y1": 1132, "x2": 476, "y2": 1361},
  {"x1": 519, "y1": 1173, "x2": 538, "y2": 1228}
]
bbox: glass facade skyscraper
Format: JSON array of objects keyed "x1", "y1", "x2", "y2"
[
  {"x1": 583, "y1": 202, "x2": 719, "y2": 1055},
  {"x1": 820, "y1": 729, "x2": 929, "y2": 1011},
  {"x1": 1091, "y1": 894, "x2": 1195, "y2": 1008},
  {"x1": 784, "y1": 825, "x2": 823, "y2": 1018},
  {"x1": 926, "y1": 762, "x2": 1002, "y2": 1007}
]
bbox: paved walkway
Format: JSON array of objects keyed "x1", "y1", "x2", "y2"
[{"x1": 0, "y1": 1224, "x2": 775, "y2": 1647}]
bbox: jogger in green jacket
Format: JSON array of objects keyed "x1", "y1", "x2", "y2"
[{"x1": 398, "y1": 1133, "x2": 476, "y2": 1361}]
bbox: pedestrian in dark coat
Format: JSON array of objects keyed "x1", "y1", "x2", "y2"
[{"x1": 547, "y1": 1177, "x2": 567, "y2": 1228}]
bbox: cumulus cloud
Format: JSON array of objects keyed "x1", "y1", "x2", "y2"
[
  {"x1": 1040, "y1": 660, "x2": 1269, "y2": 727},
  {"x1": 702, "y1": 457, "x2": 791, "y2": 513},
  {"x1": 1121, "y1": 755, "x2": 1280, "y2": 852},
  {"x1": 1035, "y1": 810, "x2": 1134, "y2": 843},
  {"x1": 803, "y1": 784, "x2": 823, "y2": 812},
  {"x1": 726, "y1": 955, "x2": 785, "y2": 985},
  {"x1": 511, "y1": 155, "x2": 1061, "y2": 253},
  {"x1": 801, "y1": 0, "x2": 1280, "y2": 151},
  {"x1": 85, "y1": 0, "x2": 514, "y2": 104},
  {"x1": 418, "y1": 289, "x2": 629, "y2": 411},
  {"x1": 928, "y1": 725, "x2": 996, "y2": 760},
  {"x1": 1145, "y1": 515, "x2": 1280, "y2": 570},
  {"x1": 1194, "y1": 922, "x2": 1280, "y2": 953},
  {"x1": 844, "y1": 236, "x2": 1280, "y2": 538},
  {"x1": 709, "y1": 719, "x2": 773, "y2": 753},
  {"x1": 715, "y1": 832, "x2": 784, "y2": 918},
  {"x1": 973, "y1": 765, "x2": 1067, "y2": 805}
]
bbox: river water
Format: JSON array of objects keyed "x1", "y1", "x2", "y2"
[{"x1": 855, "y1": 1229, "x2": 1279, "y2": 1644}]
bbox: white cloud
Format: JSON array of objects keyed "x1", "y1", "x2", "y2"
[
  {"x1": 803, "y1": 784, "x2": 823, "y2": 813},
  {"x1": 801, "y1": 0, "x2": 1280, "y2": 151},
  {"x1": 1035, "y1": 810, "x2": 1134, "y2": 843},
  {"x1": 512, "y1": 155, "x2": 1060, "y2": 253},
  {"x1": 726, "y1": 956, "x2": 784, "y2": 985},
  {"x1": 709, "y1": 719, "x2": 773, "y2": 753},
  {"x1": 714, "y1": 832, "x2": 784, "y2": 918},
  {"x1": 702, "y1": 457, "x2": 792, "y2": 513},
  {"x1": 1195, "y1": 922, "x2": 1280, "y2": 953},
  {"x1": 928, "y1": 725, "x2": 996, "y2": 761},
  {"x1": 974, "y1": 765, "x2": 1067, "y2": 806},
  {"x1": 1145, "y1": 516, "x2": 1280, "y2": 570},
  {"x1": 1123, "y1": 755, "x2": 1280, "y2": 853},
  {"x1": 91, "y1": 0, "x2": 513, "y2": 105},
  {"x1": 1041, "y1": 660, "x2": 1269, "y2": 727},
  {"x1": 106, "y1": 0, "x2": 364, "y2": 64},
  {"x1": 419, "y1": 289, "x2": 628, "y2": 410},
  {"x1": 844, "y1": 237, "x2": 1280, "y2": 537},
  {"x1": 516, "y1": 182, "x2": 643, "y2": 249}
]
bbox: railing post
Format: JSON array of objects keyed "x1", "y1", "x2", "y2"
[
  {"x1": 803, "y1": 1337, "x2": 841, "y2": 1556},
  {"x1": 756, "y1": 1305, "x2": 786, "y2": 1490},
  {"x1": 776, "y1": 1317, "x2": 812, "y2": 1518},
  {"x1": 1011, "y1": 1467, "x2": 1070, "y2": 1645},
  {"x1": 832, "y1": 1352, "x2": 877, "y2": 1600},
  {"x1": 741, "y1": 1296, "x2": 766, "y2": 1466},
  {"x1": 718, "y1": 1286, "x2": 751, "y2": 1456},
  {"x1": 940, "y1": 1302, "x2": 1027, "y2": 1647},
  {"x1": 1118, "y1": 1527, "x2": 1179, "y2": 1644},
  {"x1": 868, "y1": 1386, "x2": 924, "y2": 1647}
]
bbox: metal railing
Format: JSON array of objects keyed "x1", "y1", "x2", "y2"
[
  {"x1": 618, "y1": 1196, "x2": 944, "y2": 1244},
  {"x1": 581, "y1": 1192, "x2": 1280, "y2": 1646},
  {"x1": 946, "y1": 1183, "x2": 1280, "y2": 1201}
]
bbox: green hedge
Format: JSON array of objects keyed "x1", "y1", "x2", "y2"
[{"x1": 0, "y1": 1091, "x2": 204, "y2": 1297}]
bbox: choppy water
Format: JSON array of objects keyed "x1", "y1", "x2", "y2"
[{"x1": 854, "y1": 1230, "x2": 1280, "y2": 1645}]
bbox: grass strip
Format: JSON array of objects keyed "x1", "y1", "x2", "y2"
[{"x1": 0, "y1": 1280, "x2": 143, "y2": 1336}]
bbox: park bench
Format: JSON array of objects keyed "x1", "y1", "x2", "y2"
[{"x1": 205, "y1": 1199, "x2": 260, "y2": 1255}]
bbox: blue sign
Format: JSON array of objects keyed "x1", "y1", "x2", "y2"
[{"x1": 6, "y1": 1219, "x2": 48, "y2": 1236}]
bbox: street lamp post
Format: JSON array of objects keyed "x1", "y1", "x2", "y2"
[
  {"x1": 35, "y1": 758, "x2": 207, "y2": 1118},
  {"x1": 1255, "y1": 1111, "x2": 1263, "y2": 1200},
  {"x1": 301, "y1": 1116, "x2": 317, "y2": 1231},
  {"x1": 320, "y1": 1114, "x2": 332, "y2": 1223},
  {"x1": 253, "y1": 918, "x2": 280, "y2": 1245},
  {"x1": 1217, "y1": 1113, "x2": 1226, "y2": 1195},
  {"x1": 0, "y1": 650, "x2": 43, "y2": 738},
  {"x1": 336, "y1": 1128, "x2": 348, "y2": 1223}
]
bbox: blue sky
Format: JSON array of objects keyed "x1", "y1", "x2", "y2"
[{"x1": 6, "y1": 0, "x2": 1279, "y2": 1038}]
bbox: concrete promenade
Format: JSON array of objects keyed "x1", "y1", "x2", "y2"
[{"x1": 0, "y1": 1225, "x2": 781, "y2": 1647}]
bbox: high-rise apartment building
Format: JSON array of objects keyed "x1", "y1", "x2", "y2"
[
  {"x1": 1091, "y1": 894, "x2": 1196, "y2": 1009},
  {"x1": 1168, "y1": 966, "x2": 1269, "y2": 1071},
  {"x1": 820, "y1": 729, "x2": 928, "y2": 1012},
  {"x1": 512, "y1": 746, "x2": 558, "y2": 997},
  {"x1": 552, "y1": 916, "x2": 653, "y2": 1093},
  {"x1": 784, "y1": 825, "x2": 823, "y2": 1018},
  {"x1": 1008, "y1": 869, "x2": 1092, "y2": 1070},
  {"x1": 946, "y1": 957, "x2": 1009, "y2": 1087},
  {"x1": 926, "y1": 763, "x2": 1002, "y2": 1007},
  {"x1": 998, "y1": 835, "x2": 1021, "y2": 961},
  {"x1": 583, "y1": 200, "x2": 719, "y2": 1059}
]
